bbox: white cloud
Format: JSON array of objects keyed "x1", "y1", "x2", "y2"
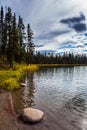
[{"x1": 0, "y1": 0, "x2": 87, "y2": 54}]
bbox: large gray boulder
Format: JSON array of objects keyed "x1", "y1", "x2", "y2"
[{"x1": 21, "y1": 108, "x2": 44, "y2": 124}]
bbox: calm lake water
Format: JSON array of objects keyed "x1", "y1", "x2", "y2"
[{"x1": 12, "y1": 66, "x2": 87, "y2": 130}]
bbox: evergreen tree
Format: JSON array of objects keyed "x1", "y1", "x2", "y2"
[
  {"x1": 2, "y1": 9, "x2": 8, "y2": 61},
  {"x1": 26, "y1": 23, "x2": 35, "y2": 64},
  {"x1": 0, "y1": 6, "x2": 4, "y2": 57},
  {"x1": 11, "y1": 13, "x2": 19, "y2": 62},
  {"x1": 18, "y1": 16, "x2": 25, "y2": 63},
  {"x1": 6, "y1": 7, "x2": 13, "y2": 67}
]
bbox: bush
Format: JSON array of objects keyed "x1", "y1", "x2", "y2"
[
  {"x1": 3, "y1": 78, "x2": 19, "y2": 91},
  {"x1": 12, "y1": 64, "x2": 20, "y2": 70},
  {"x1": 0, "y1": 64, "x2": 39, "y2": 91},
  {"x1": 22, "y1": 65, "x2": 39, "y2": 72},
  {"x1": 13, "y1": 64, "x2": 39, "y2": 72},
  {"x1": 11, "y1": 71, "x2": 23, "y2": 81}
]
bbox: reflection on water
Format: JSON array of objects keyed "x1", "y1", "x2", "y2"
[
  {"x1": 12, "y1": 66, "x2": 87, "y2": 129},
  {"x1": 23, "y1": 72, "x2": 35, "y2": 107},
  {"x1": 12, "y1": 72, "x2": 35, "y2": 112}
]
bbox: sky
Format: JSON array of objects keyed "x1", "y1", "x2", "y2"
[{"x1": 0, "y1": 0, "x2": 87, "y2": 55}]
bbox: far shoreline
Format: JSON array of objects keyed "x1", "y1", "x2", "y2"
[{"x1": 37, "y1": 64, "x2": 87, "y2": 67}]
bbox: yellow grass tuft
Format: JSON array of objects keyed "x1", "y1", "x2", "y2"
[
  {"x1": 3, "y1": 78, "x2": 19, "y2": 91},
  {"x1": 0, "y1": 64, "x2": 39, "y2": 91}
]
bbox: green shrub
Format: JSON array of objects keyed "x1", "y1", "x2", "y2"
[
  {"x1": 22, "y1": 65, "x2": 39, "y2": 72},
  {"x1": 0, "y1": 64, "x2": 39, "y2": 91},
  {"x1": 12, "y1": 64, "x2": 20, "y2": 70},
  {"x1": 11, "y1": 71, "x2": 22, "y2": 81},
  {"x1": 3, "y1": 78, "x2": 19, "y2": 91}
]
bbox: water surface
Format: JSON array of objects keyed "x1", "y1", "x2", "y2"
[{"x1": 12, "y1": 66, "x2": 87, "y2": 130}]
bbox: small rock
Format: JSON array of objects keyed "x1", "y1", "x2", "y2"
[
  {"x1": 21, "y1": 83, "x2": 26, "y2": 87},
  {"x1": 21, "y1": 108, "x2": 44, "y2": 124}
]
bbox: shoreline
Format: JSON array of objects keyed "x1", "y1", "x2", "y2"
[
  {"x1": 37, "y1": 64, "x2": 87, "y2": 67},
  {"x1": 0, "y1": 91, "x2": 82, "y2": 130}
]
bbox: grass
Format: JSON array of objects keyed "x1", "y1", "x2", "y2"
[
  {"x1": 37, "y1": 64, "x2": 87, "y2": 67},
  {"x1": 3, "y1": 78, "x2": 19, "y2": 91},
  {"x1": 0, "y1": 64, "x2": 38, "y2": 91}
]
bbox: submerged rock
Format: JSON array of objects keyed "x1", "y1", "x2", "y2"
[{"x1": 21, "y1": 108, "x2": 44, "y2": 124}]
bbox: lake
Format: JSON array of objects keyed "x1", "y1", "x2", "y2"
[{"x1": 12, "y1": 66, "x2": 87, "y2": 130}]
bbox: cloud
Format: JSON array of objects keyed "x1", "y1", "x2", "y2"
[
  {"x1": 37, "y1": 30, "x2": 71, "y2": 40},
  {"x1": 60, "y1": 13, "x2": 87, "y2": 32},
  {"x1": 84, "y1": 33, "x2": 87, "y2": 37},
  {"x1": 76, "y1": 44, "x2": 84, "y2": 48},
  {"x1": 0, "y1": 0, "x2": 87, "y2": 55},
  {"x1": 73, "y1": 23, "x2": 86, "y2": 32},
  {"x1": 55, "y1": 31, "x2": 87, "y2": 55},
  {"x1": 35, "y1": 45, "x2": 44, "y2": 48},
  {"x1": 83, "y1": 50, "x2": 87, "y2": 52},
  {"x1": 60, "y1": 13, "x2": 85, "y2": 23},
  {"x1": 38, "y1": 50, "x2": 56, "y2": 55},
  {"x1": 84, "y1": 43, "x2": 87, "y2": 46},
  {"x1": 59, "y1": 44, "x2": 76, "y2": 49}
]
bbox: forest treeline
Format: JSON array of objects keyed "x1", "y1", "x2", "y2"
[
  {"x1": 35, "y1": 52, "x2": 87, "y2": 64},
  {"x1": 0, "y1": 6, "x2": 34, "y2": 67},
  {"x1": 0, "y1": 6, "x2": 87, "y2": 67}
]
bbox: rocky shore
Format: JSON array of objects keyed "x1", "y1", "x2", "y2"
[
  {"x1": 0, "y1": 92, "x2": 82, "y2": 130},
  {"x1": 0, "y1": 92, "x2": 45, "y2": 130},
  {"x1": 0, "y1": 92, "x2": 19, "y2": 130}
]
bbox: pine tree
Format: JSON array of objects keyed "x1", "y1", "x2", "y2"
[
  {"x1": 11, "y1": 13, "x2": 19, "y2": 62},
  {"x1": 6, "y1": 7, "x2": 13, "y2": 67},
  {"x1": 2, "y1": 9, "x2": 8, "y2": 60},
  {"x1": 18, "y1": 16, "x2": 26, "y2": 63},
  {"x1": 0, "y1": 6, "x2": 37, "y2": 65},
  {"x1": 26, "y1": 23, "x2": 35, "y2": 64},
  {"x1": 0, "y1": 6, "x2": 4, "y2": 57}
]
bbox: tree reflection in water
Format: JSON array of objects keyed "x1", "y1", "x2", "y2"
[{"x1": 23, "y1": 72, "x2": 35, "y2": 107}]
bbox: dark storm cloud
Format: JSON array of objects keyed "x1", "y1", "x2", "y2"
[
  {"x1": 72, "y1": 23, "x2": 86, "y2": 32},
  {"x1": 84, "y1": 43, "x2": 87, "y2": 46},
  {"x1": 60, "y1": 13, "x2": 85, "y2": 23},
  {"x1": 84, "y1": 33, "x2": 87, "y2": 37},
  {"x1": 60, "y1": 13, "x2": 87, "y2": 32}
]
